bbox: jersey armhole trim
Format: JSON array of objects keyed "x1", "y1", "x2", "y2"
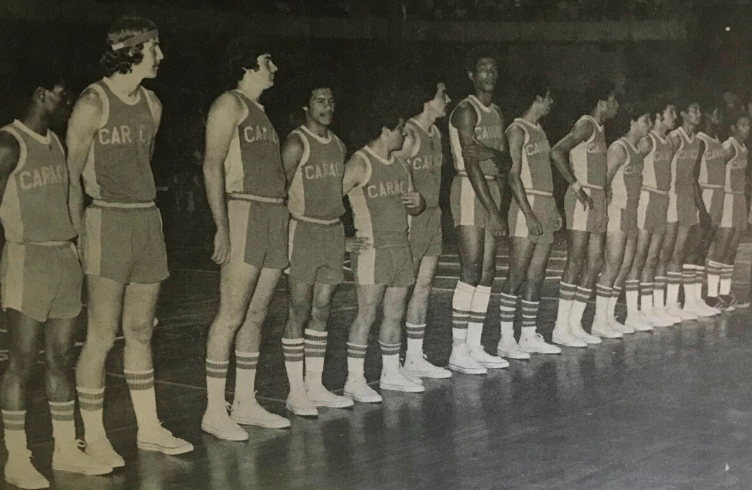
[
  {"x1": 0, "y1": 127, "x2": 27, "y2": 173},
  {"x1": 291, "y1": 130, "x2": 310, "y2": 169},
  {"x1": 141, "y1": 87, "x2": 160, "y2": 125},
  {"x1": 87, "y1": 84, "x2": 109, "y2": 129},
  {"x1": 230, "y1": 91, "x2": 250, "y2": 126},
  {"x1": 353, "y1": 151, "x2": 372, "y2": 189}
]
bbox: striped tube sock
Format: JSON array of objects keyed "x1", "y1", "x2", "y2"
[
  {"x1": 49, "y1": 400, "x2": 76, "y2": 448},
  {"x1": 206, "y1": 359, "x2": 229, "y2": 412},
  {"x1": 640, "y1": 282, "x2": 654, "y2": 313},
  {"x1": 682, "y1": 264, "x2": 696, "y2": 302},
  {"x1": 694, "y1": 266, "x2": 705, "y2": 300},
  {"x1": 720, "y1": 264, "x2": 734, "y2": 295},
  {"x1": 346, "y1": 342, "x2": 368, "y2": 381},
  {"x1": 304, "y1": 329, "x2": 328, "y2": 383},
  {"x1": 707, "y1": 261, "x2": 722, "y2": 298},
  {"x1": 625, "y1": 280, "x2": 640, "y2": 317},
  {"x1": 654, "y1": 276, "x2": 667, "y2": 309},
  {"x1": 405, "y1": 322, "x2": 426, "y2": 356},
  {"x1": 2, "y1": 409, "x2": 26, "y2": 453},
  {"x1": 595, "y1": 284, "x2": 612, "y2": 322},
  {"x1": 125, "y1": 369, "x2": 160, "y2": 430},
  {"x1": 521, "y1": 300, "x2": 539, "y2": 337},
  {"x1": 234, "y1": 351, "x2": 259, "y2": 404},
  {"x1": 283, "y1": 338, "x2": 305, "y2": 394},
  {"x1": 467, "y1": 285, "x2": 491, "y2": 348},
  {"x1": 608, "y1": 286, "x2": 622, "y2": 320},
  {"x1": 499, "y1": 293, "x2": 517, "y2": 342},
  {"x1": 379, "y1": 341, "x2": 401, "y2": 376},
  {"x1": 451, "y1": 281, "x2": 475, "y2": 342},
  {"x1": 77, "y1": 386, "x2": 105, "y2": 443},
  {"x1": 569, "y1": 286, "x2": 591, "y2": 327},
  {"x1": 555, "y1": 282, "x2": 577, "y2": 327},
  {"x1": 667, "y1": 271, "x2": 682, "y2": 305}
]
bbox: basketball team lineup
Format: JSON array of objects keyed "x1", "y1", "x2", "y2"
[{"x1": 0, "y1": 14, "x2": 750, "y2": 490}]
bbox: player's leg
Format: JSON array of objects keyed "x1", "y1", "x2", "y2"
[
  {"x1": 625, "y1": 229, "x2": 651, "y2": 327},
  {"x1": 720, "y1": 229, "x2": 743, "y2": 308},
  {"x1": 663, "y1": 223, "x2": 695, "y2": 320},
  {"x1": 519, "y1": 240, "x2": 565, "y2": 353},
  {"x1": 283, "y1": 278, "x2": 317, "y2": 417},
  {"x1": 706, "y1": 227, "x2": 734, "y2": 309},
  {"x1": 591, "y1": 230, "x2": 628, "y2": 338},
  {"x1": 498, "y1": 236, "x2": 535, "y2": 358},
  {"x1": 680, "y1": 224, "x2": 714, "y2": 317},
  {"x1": 569, "y1": 232, "x2": 606, "y2": 337},
  {"x1": 344, "y1": 284, "x2": 386, "y2": 403},
  {"x1": 553, "y1": 230, "x2": 589, "y2": 342},
  {"x1": 659, "y1": 222, "x2": 683, "y2": 319},
  {"x1": 671, "y1": 224, "x2": 702, "y2": 318},
  {"x1": 379, "y1": 286, "x2": 424, "y2": 393},
  {"x1": 641, "y1": 232, "x2": 674, "y2": 326},
  {"x1": 690, "y1": 224, "x2": 721, "y2": 314}
]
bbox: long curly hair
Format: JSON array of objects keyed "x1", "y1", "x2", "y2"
[{"x1": 99, "y1": 16, "x2": 158, "y2": 77}]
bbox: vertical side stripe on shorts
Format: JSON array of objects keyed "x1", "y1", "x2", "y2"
[
  {"x1": 637, "y1": 190, "x2": 649, "y2": 228},
  {"x1": 721, "y1": 193, "x2": 734, "y2": 228},
  {"x1": 459, "y1": 177, "x2": 476, "y2": 226},
  {"x1": 228, "y1": 200, "x2": 251, "y2": 264},
  {"x1": 288, "y1": 219, "x2": 298, "y2": 261},
  {"x1": 702, "y1": 189, "x2": 713, "y2": 211},
  {"x1": 4, "y1": 242, "x2": 25, "y2": 312},
  {"x1": 667, "y1": 192, "x2": 678, "y2": 223},
  {"x1": 85, "y1": 207, "x2": 102, "y2": 277},
  {"x1": 515, "y1": 195, "x2": 533, "y2": 237},
  {"x1": 356, "y1": 247, "x2": 376, "y2": 285},
  {"x1": 224, "y1": 128, "x2": 245, "y2": 194},
  {"x1": 608, "y1": 204, "x2": 621, "y2": 233},
  {"x1": 572, "y1": 196, "x2": 588, "y2": 231}
]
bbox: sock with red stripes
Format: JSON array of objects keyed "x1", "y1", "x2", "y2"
[
  {"x1": 595, "y1": 284, "x2": 612, "y2": 322},
  {"x1": 346, "y1": 342, "x2": 368, "y2": 381},
  {"x1": 608, "y1": 286, "x2": 621, "y2": 321},
  {"x1": 49, "y1": 400, "x2": 76, "y2": 450},
  {"x1": 451, "y1": 281, "x2": 475, "y2": 345},
  {"x1": 625, "y1": 280, "x2": 640, "y2": 318},
  {"x1": 304, "y1": 329, "x2": 327, "y2": 385},
  {"x1": 77, "y1": 386, "x2": 105, "y2": 443},
  {"x1": 283, "y1": 338, "x2": 305, "y2": 397},
  {"x1": 234, "y1": 351, "x2": 259, "y2": 405},
  {"x1": 720, "y1": 264, "x2": 734, "y2": 296},
  {"x1": 467, "y1": 285, "x2": 491, "y2": 350},
  {"x1": 640, "y1": 282, "x2": 654, "y2": 313},
  {"x1": 125, "y1": 369, "x2": 160, "y2": 430},
  {"x1": 2, "y1": 409, "x2": 27, "y2": 455},
  {"x1": 405, "y1": 322, "x2": 426, "y2": 357},
  {"x1": 568, "y1": 286, "x2": 591, "y2": 327},
  {"x1": 555, "y1": 282, "x2": 576, "y2": 328},
  {"x1": 379, "y1": 341, "x2": 401, "y2": 376},
  {"x1": 707, "y1": 261, "x2": 722, "y2": 298},
  {"x1": 653, "y1": 276, "x2": 667, "y2": 309},
  {"x1": 521, "y1": 300, "x2": 540, "y2": 338},
  {"x1": 667, "y1": 271, "x2": 681, "y2": 306},
  {"x1": 206, "y1": 359, "x2": 229, "y2": 413},
  {"x1": 499, "y1": 292, "x2": 517, "y2": 343}
]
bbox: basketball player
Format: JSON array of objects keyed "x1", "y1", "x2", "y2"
[
  {"x1": 498, "y1": 75, "x2": 562, "y2": 359},
  {"x1": 281, "y1": 81, "x2": 355, "y2": 416},
  {"x1": 590, "y1": 105, "x2": 652, "y2": 338},
  {"x1": 342, "y1": 90, "x2": 426, "y2": 402},
  {"x1": 68, "y1": 17, "x2": 193, "y2": 463},
  {"x1": 0, "y1": 70, "x2": 112, "y2": 489},
  {"x1": 448, "y1": 45, "x2": 514, "y2": 374},
  {"x1": 620, "y1": 99, "x2": 679, "y2": 330},
  {"x1": 201, "y1": 38, "x2": 291, "y2": 440},
  {"x1": 551, "y1": 81, "x2": 619, "y2": 347},
  {"x1": 400, "y1": 81, "x2": 453, "y2": 379}
]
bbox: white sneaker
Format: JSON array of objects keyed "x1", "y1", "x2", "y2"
[
  {"x1": 52, "y1": 441, "x2": 113, "y2": 475},
  {"x1": 286, "y1": 389, "x2": 318, "y2": 417},
  {"x1": 448, "y1": 343, "x2": 488, "y2": 375},
  {"x1": 497, "y1": 339, "x2": 531, "y2": 360},
  {"x1": 667, "y1": 303, "x2": 697, "y2": 321},
  {"x1": 608, "y1": 316, "x2": 634, "y2": 334},
  {"x1": 695, "y1": 299, "x2": 720, "y2": 317},
  {"x1": 380, "y1": 369, "x2": 425, "y2": 393},
  {"x1": 84, "y1": 436, "x2": 125, "y2": 468},
  {"x1": 468, "y1": 345, "x2": 510, "y2": 369},
  {"x1": 685, "y1": 300, "x2": 714, "y2": 318},
  {"x1": 403, "y1": 354, "x2": 452, "y2": 379},
  {"x1": 343, "y1": 377, "x2": 382, "y2": 403},
  {"x1": 231, "y1": 399, "x2": 291, "y2": 429},
  {"x1": 5, "y1": 450, "x2": 49, "y2": 489},
  {"x1": 305, "y1": 381, "x2": 354, "y2": 408},
  {"x1": 639, "y1": 310, "x2": 669, "y2": 328},
  {"x1": 591, "y1": 318, "x2": 624, "y2": 338},
  {"x1": 624, "y1": 314, "x2": 653, "y2": 332},
  {"x1": 551, "y1": 324, "x2": 588, "y2": 348},
  {"x1": 519, "y1": 333, "x2": 562, "y2": 354},
  {"x1": 137, "y1": 425, "x2": 194, "y2": 455},
  {"x1": 201, "y1": 406, "x2": 249, "y2": 441},
  {"x1": 569, "y1": 322, "x2": 602, "y2": 345},
  {"x1": 654, "y1": 307, "x2": 680, "y2": 326}
]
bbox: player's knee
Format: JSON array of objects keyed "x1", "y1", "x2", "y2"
[
  {"x1": 288, "y1": 299, "x2": 311, "y2": 325},
  {"x1": 45, "y1": 344, "x2": 73, "y2": 374},
  {"x1": 645, "y1": 253, "x2": 660, "y2": 271},
  {"x1": 123, "y1": 318, "x2": 154, "y2": 346},
  {"x1": 6, "y1": 354, "x2": 36, "y2": 382},
  {"x1": 568, "y1": 254, "x2": 586, "y2": 274},
  {"x1": 84, "y1": 328, "x2": 118, "y2": 354}
]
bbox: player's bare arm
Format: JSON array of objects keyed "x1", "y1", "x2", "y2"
[
  {"x1": 281, "y1": 132, "x2": 305, "y2": 188},
  {"x1": 551, "y1": 119, "x2": 594, "y2": 208},
  {"x1": 203, "y1": 92, "x2": 244, "y2": 265},
  {"x1": 605, "y1": 142, "x2": 628, "y2": 201},
  {"x1": 507, "y1": 124, "x2": 542, "y2": 235},
  {"x1": 342, "y1": 153, "x2": 371, "y2": 253},
  {"x1": 144, "y1": 89, "x2": 163, "y2": 159},
  {"x1": 401, "y1": 159, "x2": 426, "y2": 217},
  {"x1": 0, "y1": 133, "x2": 20, "y2": 251}
]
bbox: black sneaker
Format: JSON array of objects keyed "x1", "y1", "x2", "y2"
[{"x1": 705, "y1": 296, "x2": 723, "y2": 309}]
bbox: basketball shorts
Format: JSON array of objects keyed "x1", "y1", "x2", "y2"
[
  {"x1": 666, "y1": 188, "x2": 699, "y2": 227},
  {"x1": 1, "y1": 242, "x2": 83, "y2": 322},
  {"x1": 607, "y1": 201, "x2": 638, "y2": 235},
  {"x1": 409, "y1": 207, "x2": 442, "y2": 262},
  {"x1": 721, "y1": 192, "x2": 748, "y2": 231},
  {"x1": 288, "y1": 219, "x2": 344, "y2": 285},
  {"x1": 701, "y1": 187, "x2": 725, "y2": 226},
  {"x1": 84, "y1": 204, "x2": 169, "y2": 284},
  {"x1": 564, "y1": 186, "x2": 607, "y2": 234},
  {"x1": 508, "y1": 192, "x2": 558, "y2": 244},
  {"x1": 636, "y1": 190, "x2": 669, "y2": 235},
  {"x1": 450, "y1": 175, "x2": 502, "y2": 232},
  {"x1": 228, "y1": 198, "x2": 289, "y2": 269},
  {"x1": 352, "y1": 242, "x2": 414, "y2": 288}
]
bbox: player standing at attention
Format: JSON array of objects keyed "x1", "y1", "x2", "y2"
[
  {"x1": 68, "y1": 17, "x2": 193, "y2": 463},
  {"x1": 281, "y1": 81, "x2": 355, "y2": 416},
  {"x1": 498, "y1": 75, "x2": 562, "y2": 359},
  {"x1": 448, "y1": 45, "x2": 513, "y2": 374},
  {"x1": 342, "y1": 90, "x2": 426, "y2": 402},
  {"x1": 0, "y1": 70, "x2": 112, "y2": 489},
  {"x1": 590, "y1": 104, "x2": 652, "y2": 337},
  {"x1": 550, "y1": 81, "x2": 619, "y2": 347},
  {"x1": 400, "y1": 81, "x2": 453, "y2": 379},
  {"x1": 201, "y1": 38, "x2": 291, "y2": 441}
]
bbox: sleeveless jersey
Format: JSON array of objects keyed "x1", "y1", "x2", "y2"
[
  {"x1": 449, "y1": 95, "x2": 503, "y2": 177},
  {"x1": 696, "y1": 132, "x2": 726, "y2": 188},
  {"x1": 223, "y1": 91, "x2": 285, "y2": 199},
  {"x1": 669, "y1": 126, "x2": 701, "y2": 190},
  {"x1": 287, "y1": 125, "x2": 346, "y2": 222},
  {"x1": 506, "y1": 118, "x2": 553, "y2": 194},
  {"x1": 405, "y1": 119, "x2": 442, "y2": 209},
  {"x1": 0, "y1": 120, "x2": 76, "y2": 243},
  {"x1": 610, "y1": 137, "x2": 643, "y2": 208},
  {"x1": 569, "y1": 115, "x2": 607, "y2": 188},
  {"x1": 82, "y1": 79, "x2": 158, "y2": 204},
  {"x1": 642, "y1": 131, "x2": 673, "y2": 192},
  {"x1": 347, "y1": 146, "x2": 411, "y2": 247},
  {"x1": 723, "y1": 136, "x2": 748, "y2": 194}
]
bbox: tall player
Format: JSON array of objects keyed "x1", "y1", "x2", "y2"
[
  {"x1": 498, "y1": 75, "x2": 562, "y2": 359},
  {"x1": 281, "y1": 81, "x2": 355, "y2": 416},
  {"x1": 201, "y1": 38, "x2": 291, "y2": 440},
  {"x1": 0, "y1": 70, "x2": 112, "y2": 489},
  {"x1": 448, "y1": 45, "x2": 513, "y2": 374},
  {"x1": 68, "y1": 17, "x2": 193, "y2": 464},
  {"x1": 342, "y1": 89, "x2": 426, "y2": 403},
  {"x1": 551, "y1": 81, "x2": 619, "y2": 346},
  {"x1": 401, "y1": 81, "x2": 453, "y2": 379}
]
